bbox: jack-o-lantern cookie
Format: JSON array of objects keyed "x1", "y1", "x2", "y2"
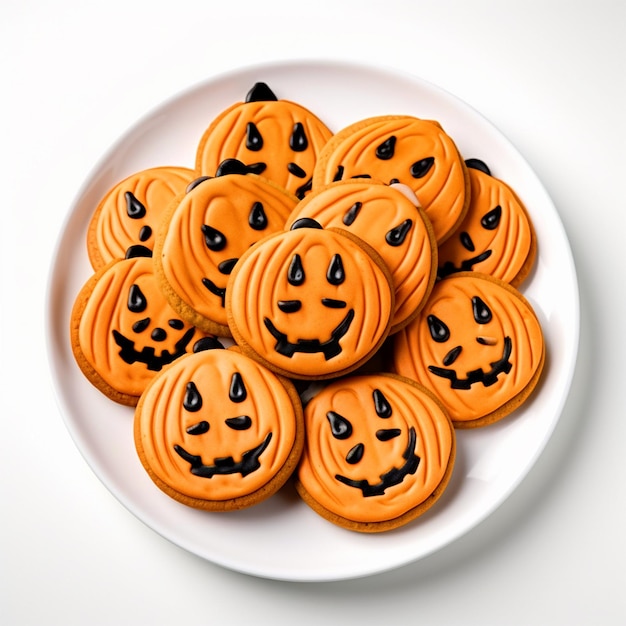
[
  {"x1": 437, "y1": 159, "x2": 537, "y2": 286},
  {"x1": 154, "y1": 160, "x2": 298, "y2": 336},
  {"x1": 312, "y1": 115, "x2": 469, "y2": 244},
  {"x1": 391, "y1": 273, "x2": 545, "y2": 428},
  {"x1": 134, "y1": 348, "x2": 304, "y2": 511},
  {"x1": 226, "y1": 219, "x2": 394, "y2": 380},
  {"x1": 195, "y1": 82, "x2": 333, "y2": 200},
  {"x1": 87, "y1": 166, "x2": 196, "y2": 270},
  {"x1": 70, "y1": 257, "x2": 214, "y2": 406},
  {"x1": 286, "y1": 179, "x2": 437, "y2": 333},
  {"x1": 295, "y1": 373, "x2": 455, "y2": 532}
]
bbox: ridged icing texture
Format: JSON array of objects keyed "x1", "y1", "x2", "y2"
[
  {"x1": 155, "y1": 173, "x2": 297, "y2": 333},
  {"x1": 297, "y1": 374, "x2": 454, "y2": 523},
  {"x1": 392, "y1": 273, "x2": 544, "y2": 424},
  {"x1": 226, "y1": 226, "x2": 394, "y2": 379},
  {"x1": 437, "y1": 167, "x2": 535, "y2": 285},
  {"x1": 312, "y1": 116, "x2": 468, "y2": 244},
  {"x1": 286, "y1": 180, "x2": 436, "y2": 333},
  {"x1": 87, "y1": 166, "x2": 195, "y2": 269},
  {"x1": 134, "y1": 349, "x2": 299, "y2": 502}
]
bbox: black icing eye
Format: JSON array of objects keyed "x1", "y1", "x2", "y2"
[
  {"x1": 385, "y1": 219, "x2": 413, "y2": 247},
  {"x1": 128, "y1": 284, "x2": 147, "y2": 313},
  {"x1": 187, "y1": 420, "x2": 209, "y2": 435},
  {"x1": 410, "y1": 157, "x2": 435, "y2": 179},
  {"x1": 375, "y1": 135, "x2": 396, "y2": 160},
  {"x1": 169, "y1": 319, "x2": 185, "y2": 330},
  {"x1": 327, "y1": 254, "x2": 345, "y2": 285},
  {"x1": 278, "y1": 300, "x2": 302, "y2": 313},
  {"x1": 290, "y1": 122, "x2": 308, "y2": 152},
  {"x1": 472, "y1": 296, "x2": 493, "y2": 324},
  {"x1": 229, "y1": 372, "x2": 247, "y2": 403},
  {"x1": 125, "y1": 192, "x2": 146, "y2": 219},
  {"x1": 327, "y1": 411, "x2": 352, "y2": 439},
  {"x1": 376, "y1": 428, "x2": 401, "y2": 441},
  {"x1": 288, "y1": 254, "x2": 305, "y2": 286},
  {"x1": 248, "y1": 201, "x2": 268, "y2": 230},
  {"x1": 246, "y1": 122, "x2": 263, "y2": 151},
  {"x1": 481, "y1": 205, "x2": 502, "y2": 230},
  {"x1": 201, "y1": 224, "x2": 227, "y2": 251},
  {"x1": 373, "y1": 389, "x2": 392, "y2": 418},
  {"x1": 183, "y1": 382, "x2": 203, "y2": 412},
  {"x1": 343, "y1": 201, "x2": 362, "y2": 226},
  {"x1": 225, "y1": 415, "x2": 252, "y2": 430},
  {"x1": 428, "y1": 315, "x2": 450, "y2": 342}
]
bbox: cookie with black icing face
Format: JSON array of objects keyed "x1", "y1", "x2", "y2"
[
  {"x1": 154, "y1": 159, "x2": 298, "y2": 336},
  {"x1": 87, "y1": 166, "x2": 196, "y2": 270},
  {"x1": 226, "y1": 218, "x2": 395, "y2": 380},
  {"x1": 437, "y1": 159, "x2": 537, "y2": 286},
  {"x1": 70, "y1": 256, "x2": 215, "y2": 406},
  {"x1": 195, "y1": 82, "x2": 333, "y2": 200},
  {"x1": 312, "y1": 115, "x2": 470, "y2": 244}
]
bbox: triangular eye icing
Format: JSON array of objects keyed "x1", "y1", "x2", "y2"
[
  {"x1": 245, "y1": 122, "x2": 263, "y2": 151},
  {"x1": 327, "y1": 254, "x2": 345, "y2": 285},
  {"x1": 481, "y1": 205, "x2": 502, "y2": 230},
  {"x1": 128, "y1": 284, "x2": 148, "y2": 313},
  {"x1": 125, "y1": 191, "x2": 146, "y2": 219},
  {"x1": 327, "y1": 410, "x2": 352, "y2": 439},
  {"x1": 472, "y1": 296, "x2": 493, "y2": 324},
  {"x1": 385, "y1": 219, "x2": 413, "y2": 246},
  {"x1": 427, "y1": 314, "x2": 450, "y2": 342},
  {"x1": 183, "y1": 381, "x2": 203, "y2": 412},
  {"x1": 201, "y1": 224, "x2": 227, "y2": 251},
  {"x1": 248, "y1": 201, "x2": 268, "y2": 230},
  {"x1": 343, "y1": 201, "x2": 362, "y2": 226},
  {"x1": 290, "y1": 122, "x2": 308, "y2": 152},
  {"x1": 288, "y1": 254, "x2": 305, "y2": 285},
  {"x1": 372, "y1": 389, "x2": 392, "y2": 418},
  {"x1": 410, "y1": 157, "x2": 435, "y2": 179},
  {"x1": 229, "y1": 372, "x2": 247, "y2": 403},
  {"x1": 375, "y1": 135, "x2": 396, "y2": 160}
]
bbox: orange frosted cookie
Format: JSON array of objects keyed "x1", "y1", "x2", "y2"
[
  {"x1": 226, "y1": 218, "x2": 394, "y2": 380},
  {"x1": 312, "y1": 115, "x2": 469, "y2": 244},
  {"x1": 154, "y1": 159, "x2": 298, "y2": 336},
  {"x1": 391, "y1": 272, "x2": 545, "y2": 428},
  {"x1": 70, "y1": 257, "x2": 214, "y2": 406},
  {"x1": 286, "y1": 179, "x2": 437, "y2": 333},
  {"x1": 295, "y1": 373, "x2": 455, "y2": 532},
  {"x1": 195, "y1": 82, "x2": 333, "y2": 200},
  {"x1": 437, "y1": 159, "x2": 537, "y2": 286},
  {"x1": 134, "y1": 347, "x2": 304, "y2": 511},
  {"x1": 87, "y1": 166, "x2": 196, "y2": 270}
]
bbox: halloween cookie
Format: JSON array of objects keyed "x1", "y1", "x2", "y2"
[
  {"x1": 226, "y1": 218, "x2": 395, "y2": 380},
  {"x1": 154, "y1": 160, "x2": 298, "y2": 336},
  {"x1": 295, "y1": 373, "x2": 455, "y2": 532},
  {"x1": 87, "y1": 166, "x2": 196, "y2": 270},
  {"x1": 195, "y1": 82, "x2": 333, "y2": 200},
  {"x1": 134, "y1": 347, "x2": 304, "y2": 511},
  {"x1": 391, "y1": 272, "x2": 545, "y2": 428},
  {"x1": 437, "y1": 159, "x2": 537, "y2": 286},
  {"x1": 312, "y1": 115, "x2": 470, "y2": 244},
  {"x1": 70, "y1": 256, "x2": 214, "y2": 406},
  {"x1": 286, "y1": 179, "x2": 437, "y2": 333}
]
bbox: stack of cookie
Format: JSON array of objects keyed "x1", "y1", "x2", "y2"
[{"x1": 70, "y1": 82, "x2": 544, "y2": 532}]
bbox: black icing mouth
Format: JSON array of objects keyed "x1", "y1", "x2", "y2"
[
  {"x1": 202, "y1": 277, "x2": 226, "y2": 307},
  {"x1": 428, "y1": 336, "x2": 513, "y2": 389},
  {"x1": 112, "y1": 327, "x2": 196, "y2": 372},
  {"x1": 437, "y1": 250, "x2": 493, "y2": 280},
  {"x1": 335, "y1": 427, "x2": 420, "y2": 497},
  {"x1": 173, "y1": 432, "x2": 272, "y2": 478},
  {"x1": 263, "y1": 309, "x2": 355, "y2": 360}
]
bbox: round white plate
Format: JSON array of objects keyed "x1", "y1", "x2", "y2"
[{"x1": 46, "y1": 60, "x2": 579, "y2": 582}]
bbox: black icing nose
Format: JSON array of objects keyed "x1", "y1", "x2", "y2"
[{"x1": 151, "y1": 328, "x2": 167, "y2": 342}]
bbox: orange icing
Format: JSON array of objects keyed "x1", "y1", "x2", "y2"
[
  {"x1": 72, "y1": 257, "x2": 207, "y2": 403},
  {"x1": 312, "y1": 115, "x2": 469, "y2": 244},
  {"x1": 286, "y1": 179, "x2": 437, "y2": 333},
  {"x1": 154, "y1": 173, "x2": 297, "y2": 336},
  {"x1": 134, "y1": 348, "x2": 302, "y2": 506},
  {"x1": 196, "y1": 99, "x2": 333, "y2": 199},
  {"x1": 437, "y1": 167, "x2": 536, "y2": 286},
  {"x1": 87, "y1": 166, "x2": 195, "y2": 270},
  {"x1": 226, "y1": 225, "x2": 394, "y2": 379},
  {"x1": 392, "y1": 273, "x2": 544, "y2": 426},
  {"x1": 296, "y1": 373, "x2": 454, "y2": 524}
]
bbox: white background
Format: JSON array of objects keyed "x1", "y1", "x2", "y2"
[{"x1": 1, "y1": 1, "x2": 624, "y2": 624}]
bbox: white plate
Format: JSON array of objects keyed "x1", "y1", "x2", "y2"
[{"x1": 46, "y1": 60, "x2": 579, "y2": 582}]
